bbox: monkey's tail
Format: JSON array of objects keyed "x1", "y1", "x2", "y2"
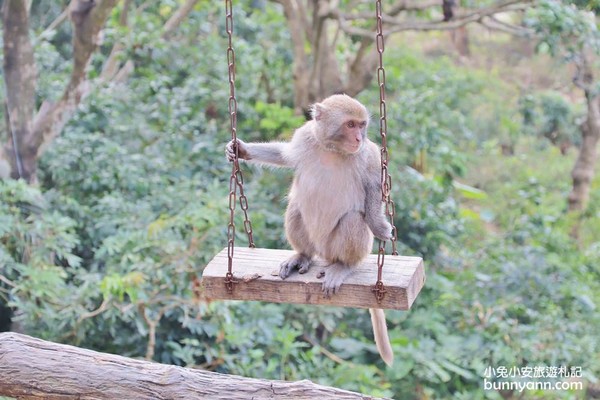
[{"x1": 369, "y1": 308, "x2": 393, "y2": 366}]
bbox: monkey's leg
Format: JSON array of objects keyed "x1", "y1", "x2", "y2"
[
  {"x1": 280, "y1": 202, "x2": 315, "y2": 279},
  {"x1": 320, "y1": 211, "x2": 372, "y2": 297}
]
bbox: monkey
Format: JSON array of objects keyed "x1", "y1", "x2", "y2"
[{"x1": 225, "y1": 94, "x2": 394, "y2": 366}]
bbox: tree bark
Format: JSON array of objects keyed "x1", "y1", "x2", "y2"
[
  {"x1": 278, "y1": 0, "x2": 311, "y2": 115},
  {"x1": 99, "y1": 0, "x2": 133, "y2": 82},
  {"x1": 0, "y1": 332, "x2": 384, "y2": 400},
  {"x1": 2, "y1": 0, "x2": 37, "y2": 180},
  {"x1": 345, "y1": 38, "x2": 379, "y2": 97},
  {"x1": 271, "y1": 0, "x2": 532, "y2": 115},
  {"x1": 162, "y1": 0, "x2": 199, "y2": 38},
  {"x1": 451, "y1": 26, "x2": 471, "y2": 57},
  {"x1": 1, "y1": 0, "x2": 118, "y2": 183},
  {"x1": 568, "y1": 92, "x2": 600, "y2": 211},
  {"x1": 32, "y1": 0, "x2": 119, "y2": 160},
  {"x1": 315, "y1": 20, "x2": 344, "y2": 101}
]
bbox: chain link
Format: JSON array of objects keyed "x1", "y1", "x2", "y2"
[
  {"x1": 225, "y1": 0, "x2": 395, "y2": 299},
  {"x1": 225, "y1": 0, "x2": 255, "y2": 293},
  {"x1": 373, "y1": 0, "x2": 398, "y2": 304}
]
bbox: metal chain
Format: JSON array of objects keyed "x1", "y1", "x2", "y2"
[
  {"x1": 225, "y1": 0, "x2": 255, "y2": 293},
  {"x1": 373, "y1": 0, "x2": 398, "y2": 304}
]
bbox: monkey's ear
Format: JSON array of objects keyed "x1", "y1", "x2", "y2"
[{"x1": 311, "y1": 103, "x2": 326, "y2": 121}]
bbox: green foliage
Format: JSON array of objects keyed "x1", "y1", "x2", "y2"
[
  {"x1": 253, "y1": 101, "x2": 305, "y2": 140},
  {"x1": 519, "y1": 92, "x2": 580, "y2": 147},
  {"x1": 379, "y1": 51, "x2": 477, "y2": 177},
  {"x1": 526, "y1": 0, "x2": 600, "y2": 57},
  {"x1": 1, "y1": 1, "x2": 598, "y2": 399},
  {"x1": 0, "y1": 180, "x2": 82, "y2": 337}
]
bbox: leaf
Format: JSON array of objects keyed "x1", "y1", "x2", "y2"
[
  {"x1": 453, "y1": 181, "x2": 488, "y2": 200},
  {"x1": 330, "y1": 337, "x2": 370, "y2": 358},
  {"x1": 577, "y1": 294, "x2": 596, "y2": 311},
  {"x1": 147, "y1": 216, "x2": 170, "y2": 237},
  {"x1": 439, "y1": 359, "x2": 477, "y2": 380}
]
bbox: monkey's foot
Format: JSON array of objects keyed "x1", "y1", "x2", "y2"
[
  {"x1": 279, "y1": 253, "x2": 312, "y2": 279},
  {"x1": 321, "y1": 263, "x2": 354, "y2": 298}
]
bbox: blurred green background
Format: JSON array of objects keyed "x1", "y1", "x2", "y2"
[{"x1": 0, "y1": 1, "x2": 599, "y2": 399}]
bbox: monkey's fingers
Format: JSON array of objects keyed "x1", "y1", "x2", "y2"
[
  {"x1": 225, "y1": 142, "x2": 237, "y2": 162},
  {"x1": 279, "y1": 253, "x2": 312, "y2": 279},
  {"x1": 373, "y1": 221, "x2": 394, "y2": 241},
  {"x1": 321, "y1": 263, "x2": 353, "y2": 298},
  {"x1": 298, "y1": 262, "x2": 311, "y2": 274},
  {"x1": 279, "y1": 262, "x2": 294, "y2": 280}
]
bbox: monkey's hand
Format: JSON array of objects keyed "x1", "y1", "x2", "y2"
[
  {"x1": 370, "y1": 219, "x2": 393, "y2": 241},
  {"x1": 225, "y1": 139, "x2": 251, "y2": 162}
]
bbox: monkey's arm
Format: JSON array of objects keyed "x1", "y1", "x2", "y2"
[
  {"x1": 226, "y1": 139, "x2": 292, "y2": 168},
  {"x1": 364, "y1": 179, "x2": 393, "y2": 241},
  {"x1": 363, "y1": 145, "x2": 393, "y2": 241}
]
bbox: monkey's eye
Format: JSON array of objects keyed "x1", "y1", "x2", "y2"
[{"x1": 346, "y1": 121, "x2": 356, "y2": 129}]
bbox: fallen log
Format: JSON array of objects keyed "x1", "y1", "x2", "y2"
[{"x1": 0, "y1": 332, "x2": 383, "y2": 399}]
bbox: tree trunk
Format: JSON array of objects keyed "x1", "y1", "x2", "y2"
[
  {"x1": 0, "y1": 332, "x2": 384, "y2": 400},
  {"x1": 451, "y1": 26, "x2": 471, "y2": 57},
  {"x1": 32, "y1": 0, "x2": 119, "y2": 160},
  {"x1": 568, "y1": 92, "x2": 600, "y2": 211},
  {"x1": 278, "y1": 0, "x2": 310, "y2": 115},
  {"x1": 1, "y1": 0, "x2": 118, "y2": 183},
  {"x1": 345, "y1": 38, "x2": 379, "y2": 97},
  {"x1": 315, "y1": 22, "x2": 344, "y2": 100},
  {"x1": 2, "y1": 0, "x2": 37, "y2": 181},
  {"x1": 279, "y1": 0, "x2": 345, "y2": 116}
]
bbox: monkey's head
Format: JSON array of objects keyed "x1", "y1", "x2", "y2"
[{"x1": 311, "y1": 94, "x2": 369, "y2": 155}]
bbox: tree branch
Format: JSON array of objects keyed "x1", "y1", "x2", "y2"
[
  {"x1": 104, "y1": 0, "x2": 200, "y2": 84},
  {"x1": 100, "y1": 0, "x2": 133, "y2": 82},
  {"x1": 481, "y1": 15, "x2": 533, "y2": 37},
  {"x1": 345, "y1": 37, "x2": 378, "y2": 96},
  {"x1": 37, "y1": 7, "x2": 69, "y2": 40},
  {"x1": 32, "y1": 0, "x2": 119, "y2": 160},
  {"x1": 162, "y1": 0, "x2": 199, "y2": 38},
  {"x1": 388, "y1": 0, "x2": 441, "y2": 14},
  {"x1": 335, "y1": 0, "x2": 534, "y2": 37},
  {"x1": 0, "y1": 332, "x2": 385, "y2": 400}
]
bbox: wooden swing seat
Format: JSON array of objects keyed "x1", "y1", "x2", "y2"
[{"x1": 201, "y1": 247, "x2": 425, "y2": 310}]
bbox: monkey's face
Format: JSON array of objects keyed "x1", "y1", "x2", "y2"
[
  {"x1": 337, "y1": 118, "x2": 368, "y2": 154},
  {"x1": 312, "y1": 95, "x2": 370, "y2": 155}
]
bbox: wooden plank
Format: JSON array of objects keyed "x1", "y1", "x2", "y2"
[{"x1": 201, "y1": 247, "x2": 425, "y2": 310}]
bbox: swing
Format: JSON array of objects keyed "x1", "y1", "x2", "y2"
[{"x1": 201, "y1": 0, "x2": 425, "y2": 311}]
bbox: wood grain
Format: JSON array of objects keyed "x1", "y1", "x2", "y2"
[
  {"x1": 202, "y1": 247, "x2": 425, "y2": 310},
  {"x1": 0, "y1": 332, "x2": 384, "y2": 400}
]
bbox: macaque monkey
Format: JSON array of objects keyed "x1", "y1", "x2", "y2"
[{"x1": 225, "y1": 94, "x2": 394, "y2": 366}]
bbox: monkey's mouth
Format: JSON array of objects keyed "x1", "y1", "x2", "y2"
[{"x1": 346, "y1": 143, "x2": 363, "y2": 153}]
